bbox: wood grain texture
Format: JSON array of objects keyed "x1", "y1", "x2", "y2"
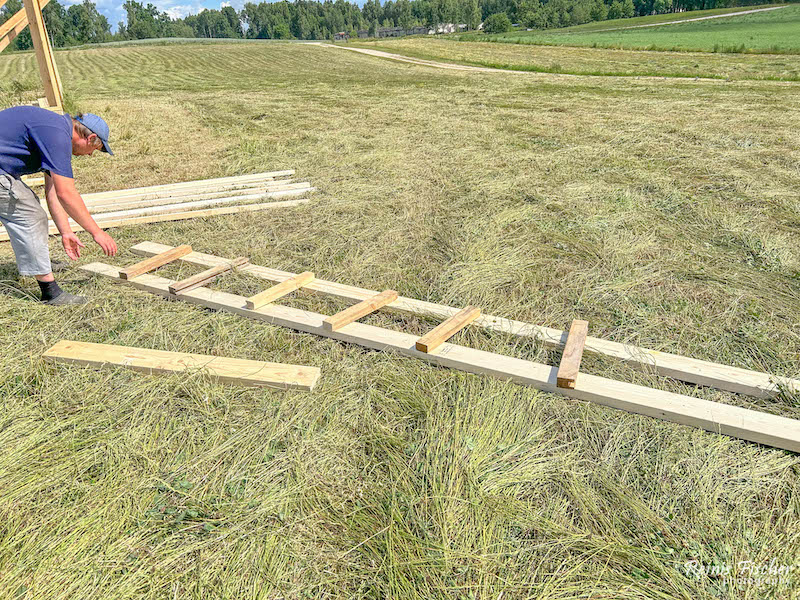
[
  {"x1": 557, "y1": 319, "x2": 589, "y2": 389},
  {"x1": 416, "y1": 306, "x2": 480, "y2": 353},
  {"x1": 323, "y1": 290, "x2": 398, "y2": 332},
  {"x1": 43, "y1": 340, "x2": 320, "y2": 390},
  {"x1": 22, "y1": 0, "x2": 62, "y2": 109},
  {"x1": 128, "y1": 242, "x2": 800, "y2": 399},
  {"x1": 169, "y1": 257, "x2": 249, "y2": 295},
  {"x1": 81, "y1": 261, "x2": 800, "y2": 453},
  {"x1": 120, "y1": 245, "x2": 192, "y2": 280},
  {"x1": 246, "y1": 271, "x2": 315, "y2": 309},
  {"x1": 0, "y1": 200, "x2": 311, "y2": 241}
]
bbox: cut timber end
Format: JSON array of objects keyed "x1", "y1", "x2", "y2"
[
  {"x1": 557, "y1": 319, "x2": 589, "y2": 389},
  {"x1": 43, "y1": 340, "x2": 320, "y2": 391},
  {"x1": 120, "y1": 244, "x2": 192, "y2": 280},
  {"x1": 416, "y1": 306, "x2": 480, "y2": 353},
  {"x1": 323, "y1": 290, "x2": 398, "y2": 332},
  {"x1": 168, "y1": 257, "x2": 248, "y2": 295},
  {"x1": 246, "y1": 271, "x2": 315, "y2": 310}
]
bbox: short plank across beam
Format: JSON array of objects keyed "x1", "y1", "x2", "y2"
[
  {"x1": 416, "y1": 306, "x2": 480, "y2": 353},
  {"x1": 169, "y1": 257, "x2": 249, "y2": 295},
  {"x1": 246, "y1": 271, "x2": 315, "y2": 310},
  {"x1": 323, "y1": 290, "x2": 398, "y2": 332},
  {"x1": 120, "y1": 244, "x2": 192, "y2": 280},
  {"x1": 557, "y1": 319, "x2": 589, "y2": 389}
]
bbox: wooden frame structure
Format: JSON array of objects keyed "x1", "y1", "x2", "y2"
[
  {"x1": 79, "y1": 243, "x2": 800, "y2": 453},
  {"x1": 1, "y1": 0, "x2": 64, "y2": 110}
]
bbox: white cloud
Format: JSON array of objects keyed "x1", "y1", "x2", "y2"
[{"x1": 220, "y1": 1, "x2": 231, "y2": 7}]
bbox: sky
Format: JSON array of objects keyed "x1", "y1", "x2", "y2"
[{"x1": 63, "y1": 0, "x2": 248, "y2": 31}]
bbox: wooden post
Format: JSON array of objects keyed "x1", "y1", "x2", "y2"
[{"x1": 21, "y1": 0, "x2": 63, "y2": 110}]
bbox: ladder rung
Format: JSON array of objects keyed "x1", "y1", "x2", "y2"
[
  {"x1": 556, "y1": 319, "x2": 589, "y2": 389},
  {"x1": 169, "y1": 257, "x2": 248, "y2": 295},
  {"x1": 416, "y1": 306, "x2": 480, "y2": 353},
  {"x1": 246, "y1": 271, "x2": 315, "y2": 310},
  {"x1": 120, "y1": 244, "x2": 192, "y2": 280},
  {"x1": 323, "y1": 290, "x2": 398, "y2": 331}
]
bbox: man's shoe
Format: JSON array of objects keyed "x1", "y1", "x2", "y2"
[{"x1": 44, "y1": 291, "x2": 87, "y2": 305}]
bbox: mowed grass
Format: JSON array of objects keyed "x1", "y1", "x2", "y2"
[
  {"x1": 478, "y1": 4, "x2": 800, "y2": 53},
  {"x1": 348, "y1": 37, "x2": 800, "y2": 80},
  {"x1": 1, "y1": 42, "x2": 800, "y2": 598}
]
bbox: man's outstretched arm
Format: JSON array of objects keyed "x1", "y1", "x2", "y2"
[{"x1": 49, "y1": 172, "x2": 117, "y2": 256}]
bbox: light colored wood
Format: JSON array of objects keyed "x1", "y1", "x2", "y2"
[
  {"x1": 416, "y1": 306, "x2": 480, "y2": 353},
  {"x1": 557, "y1": 319, "x2": 589, "y2": 389},
  {"x1": 120, "y1": 244, "x2": 192, "y2": 280},
  {"x1": 128, "y1": 242, "x2": 800, "y2": 399},
  {"x1": 168, "y1": 257, "x2": 248, "y2": 295},
  {"x1": 246, "y1": 271, "x2": 315, "y2": 309},
  {"x1": 22, "y1": 175, "x2": 45, "y2": 187},
  {"x1": 0, "y1": 199, "x2": 311, "y2": 240},
  {"x1": 80, "y1": 261, "x2": 800, "y2": 453},
  {"x1": 75, "y1": 187, "x2": 313, "y2": 220},
  {"x1": 80, "y1": 182, "x2": 310, "y2": 211},
  {"x1": 43, "y1": 340, "x2": 320, "y2": 390},
  {"x1": 0, "y1": 0, "x2": 8, "y2": 12},
  {"x1": 23, "y1": 0, "x2": 62, "y2": 110},
  {"x1": 77, "y1": 171, "x2": 295, "y2": 202},
  {"x1": 323, "y1": 290, "x2": 398, "y2": 332}
]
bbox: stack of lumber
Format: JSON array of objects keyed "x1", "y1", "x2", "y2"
[{"x1": 0, "y1": 171, "x2": 313, "y2": 241}]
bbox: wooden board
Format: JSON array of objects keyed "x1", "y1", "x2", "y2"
[
  {"x1": 128, "y1": 243, "x2": 800, "y2": 399},
  {"x1": 416, "y1": 306, "x2": 480, "y2": 353},
  {"x1": 120, "y1": 244, "x2": 193, "y2": 280},
  {"x1": 246, "y1": 271, "x2": 315, "y2": 309},
  {"x1": 80, "y1": 261, "x2": 800, "y2": 453},
  {"x1": 323, "y1": 290, "x2": 398, "y2": 332},
  {"x1": 77, "y1": 171, "x2": 295, "y2": 203},
  {"x1": 557, "y1": 319, "x2": 589, "y2": 389},
  {"x1": 169, "y1": 257, "x2": 249, "y2": 295},
  {"x1": 43, "y1": 340, "x2": 320, "y2": 391},
  {"x1": 22, "y1": 0, "x2": 62, "y2": 110},
  {"x1": 0, "y1": 0, "x2": 53, "y2": 51},
  {"x1": 0, "y1": 199, "x2": 311, "y2": 241}
]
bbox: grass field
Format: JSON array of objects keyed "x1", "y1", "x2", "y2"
[
  {"x1": 1, "y1": 41, "x2": 800, "y2": 598},
  {"x1": 475, "y1": 4, "x2": 800, "y2": 53},
  {"x1": 348, "y1": 37, "x2": 800, "y2": 80}
]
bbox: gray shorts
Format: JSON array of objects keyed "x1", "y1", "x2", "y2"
[{"x1": 0, "y1": 171, "x2": 52, "y2": 276}]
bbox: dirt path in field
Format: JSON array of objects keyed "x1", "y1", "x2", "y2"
[
  {"x1": 579, "y1": 5, "x2": 787, "y2": 33},
  {"x1": 318, "y1": 43, "x2": 507, "y2": 73}
]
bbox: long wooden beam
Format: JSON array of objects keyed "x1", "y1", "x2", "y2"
[
  {"x1": 0, "y1": 200, "x2": 311, "y2": 241},
  {"x1": 23, "y1": 0, "x2": 62, "y2": 109},
  {"x1": 43, "y1": 340, "x2": 320, "y2": 390},
  {"x1": 129, "y1": 242, "x2": 800, "y2": 399},
  {"x1": 80, "y1": 261, "x2": 800, "y2": 453}
]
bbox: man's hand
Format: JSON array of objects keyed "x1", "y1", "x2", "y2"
[
  {"x1": 62, "y1": 232, "x2": 86, "y2": 260},
  {"x1": 93, "y1": 230, "x2": 117, "y2": 256}
]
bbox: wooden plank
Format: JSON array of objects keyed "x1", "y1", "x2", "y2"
[
  {"x1": 128, "y1": 242, "x2": 800, "y2": 399},
  {"x1": 120, "y1": 244, "x2": 193, "y2": 280},
  {"x1": 168, "y1": 257, "x2": 248, "y2": 295},
  {"x1": 77, "y1": 171, "x2": 295, "y2": 202},
  {"x1": 557, "y1": 319, "x2": 589, "y2": 389},
  {"x1": 416, "y1": 306, "x2": 480, "y2": 353},
  {"x1": 80, "y1": 182, "x2": 311, "y2": 211},
  {"x1": 23, "y1": 0, "x2": 62, "y2": 110},
  {"x1": 43, "y1": 340, "x2": 320, "y2": 391},
  {"x1": 323, "y1": 290, "x2": 398, "y2": 332},
  {"x1": 0, "y1": 199, "x2": 311, "y2": 241},
  {"x1": 246, "y1": 271, "x2": 315, "y2": 310},
  {"x1": 80, "y1": 261, "x2": 800, "y2": 453}
]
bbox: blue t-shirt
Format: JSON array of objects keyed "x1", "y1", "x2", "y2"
[{"x1": 0, "y1": 106, "x2": 73, "y2": 179}]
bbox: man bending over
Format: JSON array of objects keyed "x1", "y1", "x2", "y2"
[{"x1": 0, "y1": 106, "x2": 117, "y2": 305}]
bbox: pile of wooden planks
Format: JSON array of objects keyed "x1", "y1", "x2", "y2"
[
  {"x1": 0, "y1": 171, "x2": 314, "y2": 242},
  {"x1": 80, "y1": 242, "x2": 800, "y2": 453}
]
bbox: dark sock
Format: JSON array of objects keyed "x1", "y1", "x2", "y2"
[{"x1": 38, "y1": 280, "x2": 63, "y2": 302}]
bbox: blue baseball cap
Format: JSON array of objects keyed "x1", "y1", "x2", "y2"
[{"x1": 75, "y1": 113, "x2": 114, "y2": 155}]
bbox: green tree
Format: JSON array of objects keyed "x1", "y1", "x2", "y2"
[{"x1": 482, "y1": 11, "x2": 510, "y2": 32}]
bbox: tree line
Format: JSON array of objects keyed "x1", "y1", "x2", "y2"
[{"x1": 0, "y1": 0, "x2": 778, "y2": 49}]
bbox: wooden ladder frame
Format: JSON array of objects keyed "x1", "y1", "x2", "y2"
[{"x1": 0, "y1": 0, "x2": 64, "y2": 111}]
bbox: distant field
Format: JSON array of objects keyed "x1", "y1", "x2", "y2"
[
  {"x1": 349, "y1": 37, "x2": 800, "y2": 80},
  {"x1": 1, "y1": 42, "x2": 799, "y2": 598},
  {"x1": 476, "y1": 4, "x2": 800, "y2": 53}
]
